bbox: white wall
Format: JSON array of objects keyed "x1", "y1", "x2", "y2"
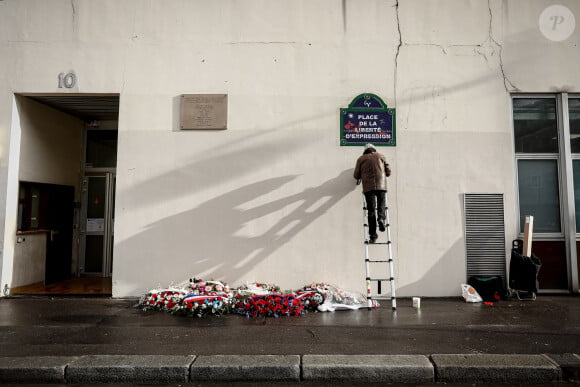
[
  {"x1": 17, "y1": 97, "x2": 83, "y2": 187},
  {"x1": 0, "y1": 0, "x2": 578, "y2": 297},
  {"x1": 16, "y1": 96, "x2": 83, "y2": 278},
  {"x1": 11, "y1": 232, "x2": 46, "y2": 288}
]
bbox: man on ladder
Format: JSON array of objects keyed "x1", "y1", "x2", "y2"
[
  {"x1": 353, "y1": 143, "x2": 391, "y2": 243},
  {"x1": 354, "y1": 143, "x2": 396, "y2": 310}
]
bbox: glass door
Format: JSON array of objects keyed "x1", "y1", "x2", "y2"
[{"x1": 79, "y1": 172, "x2": 115, "y2": 276}]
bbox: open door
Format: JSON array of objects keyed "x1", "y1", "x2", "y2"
[
  {"x1": 45, "y1": 185, "x2": 75, "y2": 284},
  {"x1": 79, "y1": 172, "x2": 115, "y2": 277},
  {"x1": 17, "y1": 182, "x2": 75, "y2": 285}
]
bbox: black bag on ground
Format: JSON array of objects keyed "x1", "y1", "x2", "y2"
[
  {"x1": 509, "y1": 240, "x2": 541, "y2": 295},
  {"x1": 467, "y1": 276, "x2": 507, "y2": 302}
]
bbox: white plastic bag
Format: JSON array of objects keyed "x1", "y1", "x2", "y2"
[
  {"x1": 461, "y1": 284, "x2": 483, "y2": 303},
  {"x1": 313, "y1": 284, "x2": 379, "y2": 312}
]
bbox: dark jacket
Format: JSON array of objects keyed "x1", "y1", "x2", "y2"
[{"x1": 353, "y1": 150, "x2": 391, "y2": 193}]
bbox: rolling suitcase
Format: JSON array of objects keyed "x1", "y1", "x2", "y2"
[{"x1": 509, "y1": 240, "x2": 541, "y2": 300}]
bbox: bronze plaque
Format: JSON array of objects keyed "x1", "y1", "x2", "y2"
[{"x1": 180, "y1": 94, "x2": 228, "y2": 130}]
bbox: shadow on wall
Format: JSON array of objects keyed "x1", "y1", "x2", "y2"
[
  {"x1": 117, "y1": 169, "x2": 357, "y2": 295},
  {"x1": 121, "y1": 129, "x2": 313, "y2": 211},
  {"x1": 396, "y1": 238, "x2": 466, "y2": 297}
]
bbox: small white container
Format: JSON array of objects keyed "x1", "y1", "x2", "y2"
[{"x1": 412, "y1": 297, "x2": 421, "y2": 309}]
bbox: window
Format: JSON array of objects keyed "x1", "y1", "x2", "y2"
[
  {"x1": 513, "y1": 94, "x2": 580, "y2": 291},
  {"x1": 570, "y1": 98, "x2": 580, "y2": 230},
  {"x1": 17, "y1": 182, "x2": 48, "y2": 231},
  {"x1": 85, "y1": 130, "x2": 118, "y2": 168},
  {"x1": 517, "y1": 159, "x2": 561, "y2": 233},
  {"x1": 513, "y1": 98, "x2": 558, "y2": 153},
  {"x1": 513, "y1": 97, "x2": 560, "y2": 233}
]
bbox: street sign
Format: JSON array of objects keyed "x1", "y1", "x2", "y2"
[{"x1": 340, "y1": 93, "x2": 396, "y2": 146}]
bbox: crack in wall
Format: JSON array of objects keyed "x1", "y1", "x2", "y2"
[
  {"x1": 70, "y1": 0, "x2": 77, "y2": 34},
  {"x1": 486, "y1": 0, "x2": 519, "y2": 92},
  {"x1": 227, "y1": 42, "x2": 306, "y2": 45},
  {"x1": 404, "y1": 43, "x2": 447, "y2": 55},
  {"x1": 394, "y1": 1, "x2": 518, "y2": 95},
  {"x1": 342, "y1": 0, "x2": 347, "y2": 33},
  {"x1": 394, "y1": 0, "x2": 402, "y2": 105}
]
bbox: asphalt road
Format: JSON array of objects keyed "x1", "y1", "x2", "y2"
[{"x1": 0, "y1": 296, "x2": 578, "y2": 357}]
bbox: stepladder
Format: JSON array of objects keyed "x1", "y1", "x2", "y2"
[{"x1": 362, "y1": 191, "x2": 397, "y2": 310}]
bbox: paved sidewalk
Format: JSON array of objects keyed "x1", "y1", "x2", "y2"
[{"x1": 0, "y1": 296, "x2": 578, "y2": 384}]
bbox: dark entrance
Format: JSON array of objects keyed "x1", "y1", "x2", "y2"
[
  {"x1": 11, "y1": 94, "x2": 119, "y2": 296},
  {"x1": 18, "y1": 182, "x2": 74, "y2": 285},
  {"x1": 45, "y1": 184, "x2": 75, "y2": 284}
]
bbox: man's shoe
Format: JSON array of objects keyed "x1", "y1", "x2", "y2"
[
  {"x1": 369, "y1": 235, "x2": 378, "y2": 243},
  {"x1": 379, "y1": 222, "x2": 386, "y2": 232}
]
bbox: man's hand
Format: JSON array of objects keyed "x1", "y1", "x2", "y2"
[{"x1": 356, "y1": 179, "x2": 361, "y2": 185}]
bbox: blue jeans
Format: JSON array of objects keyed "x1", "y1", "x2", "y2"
[{"x1": 364, "y1": 190, "x2": 386, "y2": 238}]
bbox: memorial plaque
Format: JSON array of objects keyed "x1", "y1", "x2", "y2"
[{"x1": 180, "y1": 94, "x2": 228, "y2": 130}]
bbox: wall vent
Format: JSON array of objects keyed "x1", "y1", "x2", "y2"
[{"x1": 464, "y1": 193, "x2": 506, "y2": 282}]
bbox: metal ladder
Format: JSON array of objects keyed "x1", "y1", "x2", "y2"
[{"x1": 363, "y1": 192, "x2": 397, "y2": 310}]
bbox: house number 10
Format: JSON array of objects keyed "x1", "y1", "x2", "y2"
[{"x1": 58, "y1": 72, "x2": 77, "y2": 88}]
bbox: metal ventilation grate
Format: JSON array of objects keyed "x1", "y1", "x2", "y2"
[{"x1": 464, "y1": 193, "x2": 506, "y2": 281}]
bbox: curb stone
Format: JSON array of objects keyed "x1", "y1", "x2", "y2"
[
  {"x1": 0, "y1": 356, "x2": 76, "y2": 384},
  {"x1": 431, "y1": 354, "x2": 561, "y2": 383},
  {"x1": 191, "y1": 355, "x2": 300, "y2": 381},
  {"x1": 0, "y1": 353, "x2": 578, "y2": 383},
  {"x1": 546, "y1": 353, "x2": 580, "y2": 381},
  {"x1": 67, "y1": 355, "x2": 195, "y2": 383},
  {"x1": 302, "y1": 355, "x2": 434, "y2": 383}
]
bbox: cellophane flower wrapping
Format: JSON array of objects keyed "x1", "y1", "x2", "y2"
[
  {"x1": 137, "y1": 278, "x2": 232, "y2": 317},
  {"x1": 137, "y1": 288, "x2": 188, "y2": 312},
  {"x1": 299, "y1": 282, "x2": 379, "y2": 311},
  {"x1": 137, "y1": 278, "x2": 379, "y2": 318},
  {"x1": 235, "y1": 282, "x2": 281, "y2": 296}
]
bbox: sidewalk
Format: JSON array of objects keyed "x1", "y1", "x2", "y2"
[{"x1": 0, "y1": 296, "x2": 578, "y2": 384}]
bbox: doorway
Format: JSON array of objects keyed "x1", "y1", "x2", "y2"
[
  {"x1": 9, "y1": 94, "x2": 119, "y2": 296},
  {"x1": 80, "y1": 172, "x2": 115, "y2": 277}
]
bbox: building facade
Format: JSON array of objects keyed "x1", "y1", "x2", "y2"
[{"x1": 0, "y1": 0, "x2": 579, "y2": 298}]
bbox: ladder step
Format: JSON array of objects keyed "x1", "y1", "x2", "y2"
[
  {"x1": 366, "y1": 259, "x2": 393, "y2": 263},
  {"x1": 369, "y1": 278, "x2": 394, "y2": 282},
  {"x1": 364, "y1": 224, "x2": 391, "y2": 228},
  {"x1": 364, "y1": 241, "x2": 390, "y2": 245}
]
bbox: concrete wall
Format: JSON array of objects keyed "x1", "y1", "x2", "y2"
[
  {"x1": 11, "y1": 232, "x2": 46, "y2": 288},
  {"x1": 0, "y1": 0, "x2": 578, "y2": 297},
  {"x1": 17, "y1": 97, "x2": 83, "y2": 187},
  {"x1": 16, "y1": 96, "x2": 83, "y2": 276}
]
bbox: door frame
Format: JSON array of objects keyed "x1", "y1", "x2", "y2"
[
  {"x1": 79, "y1": 170, "x2": 115, "y2": 277},
  {"x1": 512, "y1": 93, "x2": 580, "y2": 293}
]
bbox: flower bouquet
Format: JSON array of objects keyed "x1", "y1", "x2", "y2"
[
  {"x1": 136, "y1": 276, "x2": 380, "y2": 318},
  {"x1": 232, "y1": 293, "x2": 305, "y2": 318},
  {"x1": 234, "y1": 282, "x2": 281, "y2": 296},
  {"x1": 137, "y1": 288, "x2": 189, "y2": 312},
  {"x1": 186, "y1": 278, "x2": 229, "y2": 295},
  {"x1": 136, "y1": 277, "x2": 234, "y2": 317},
  {"x1": 179, "y1": 293, "x2": 231, "y2": 317}
]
